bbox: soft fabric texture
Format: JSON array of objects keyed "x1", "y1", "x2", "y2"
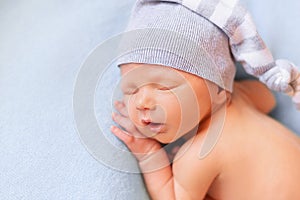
[
  {"x1": 0, "y1": 0, "x2": 299, "y2": 200},
  {"x1": 117, "y1": 0, "x2": 236, "y2": 92},
  {"x1": 117, "y1": 0, "x2": 300, "y2": 104},
  {"x1": 0, "y1": 0, "x2": 149, "y2": 199}
]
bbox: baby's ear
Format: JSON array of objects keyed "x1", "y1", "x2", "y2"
[
  {"x1": 208, "y1": 83, "x2": 228, "y2": 113},
  {"x1": 234, "y1": 80, "x2": 276, "y2": 114},
  {"x1": 214, "y1": 89, "x2": 228, "y2": 105}
]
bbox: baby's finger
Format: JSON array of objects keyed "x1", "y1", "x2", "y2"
[
  {"x1": 110, "y1": 125, "x2": 134, "y2": 145},
  {"x1": 112, "y1": 112, "x2": 147, "y2": 139},
  {"x1": 114, "y1": 100, "x2": 129, "y2": 117},
  {"x1": 111, "y1": 125, "x2": 158, "y2": 159},
  {"x1": 112, "y1": 112, "x2": 136, "y2": 133}
]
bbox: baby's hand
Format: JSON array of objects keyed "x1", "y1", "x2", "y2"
[{"x1": 111, "y1": 101, "x2": 163, "y2": 163}]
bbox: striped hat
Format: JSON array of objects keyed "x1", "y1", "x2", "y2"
[{"x1": 117, "y1": 0, "x2": 300, "y2": 95}]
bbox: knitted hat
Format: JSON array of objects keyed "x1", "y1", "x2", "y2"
[{"x1": 117, "y1": 0, "x2": 300, "y2": 95}]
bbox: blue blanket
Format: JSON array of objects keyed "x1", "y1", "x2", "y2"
[{"x1": 0, "y1": 0, "x2": 299, "y2": 199}]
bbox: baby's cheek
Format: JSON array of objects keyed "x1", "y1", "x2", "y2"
[
  {"x1": 159, "y1": 95, "x2": 182, "y2": 122},
  {"x1": 172, "y1": 88, "x2": 200, "y2": 133},
  {"x1": 126, "y1": 105, "x2": 134, "y2": 118},
  {"x1": 123, "y1": 96, "x2": 138, "y2": 123}
]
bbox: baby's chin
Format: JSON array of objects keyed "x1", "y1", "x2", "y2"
[
  {"x1": 135, "y1": 127, "x2": 177, "y2": 144},
  {"x1": 135, "y1": 123, "x2": 199, "y2": 144},
  {"x1": 150, "y1": 131, "x2": 186, "y2": 144}
]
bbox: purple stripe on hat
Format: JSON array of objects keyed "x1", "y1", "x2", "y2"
[
  {"x1": 231, "y1": 34, "x2": 266, "y2": 55},
  {"x1": 222, "y1": 4, "x2": 247, "y2": 37},
  {"x1": 195, "y1": 0, "x2": 220, "y2": 19}
]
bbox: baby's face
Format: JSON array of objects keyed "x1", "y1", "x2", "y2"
[{"x1": 120, "y1": 63, "x2": 212, "y2": 143}]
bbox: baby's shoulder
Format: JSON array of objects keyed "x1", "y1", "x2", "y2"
[
  {"x1": 232, "y1": 80, "x2": 276, "y2": 113},
  {"x1": 173, "y1": 128, "x2": 225, "y2": 171},
  {"x1": 172, "y1": 131, "x2": 224, "y2": 193}
]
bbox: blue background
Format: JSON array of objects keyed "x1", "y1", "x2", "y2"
[{"x1": 1, "y1": 0, "x2": 299, "y2": 199}]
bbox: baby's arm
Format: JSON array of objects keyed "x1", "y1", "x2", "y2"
[
  {"x1": 111, "y1": 101, "x2": 175, "y2": 199},
  {"x1": 111, "y1": 101, "x2": 219, "y2": 200}
]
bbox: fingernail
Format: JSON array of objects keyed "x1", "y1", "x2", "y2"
[
  {"x1": 115, "y1": 100, "x2": 124, "y2": 107},
  {"x1": 110, "y1": 125, "x2": 115, "y2": 131},
  {"x1": 113, "y1": 101, "x2": 118, "y2": 108}
]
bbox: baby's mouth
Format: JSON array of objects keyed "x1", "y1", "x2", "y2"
[{"x1": 141, "y1": 120, "x2": 165, "y2": 133}]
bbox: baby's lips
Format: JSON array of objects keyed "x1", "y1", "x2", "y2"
[
  {"x1": 141, "y1": 118, "x2": 151, "y2": 125},
  {"x1": 141, "y1": 118, "x2": 163, "y2": 125},
  {"x1": 148, "y1": 123, "x2": 165, "y2": 133}
]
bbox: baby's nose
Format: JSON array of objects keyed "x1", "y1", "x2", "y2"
[{"x1": 135, "y1": 87, "x2": 156, "y2": 110}]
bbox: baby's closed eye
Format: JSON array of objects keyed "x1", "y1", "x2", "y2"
[
  {"x1": 157, "y1": 85, "x2": 176, "y2": 91},
  {"x1": 123, "y1": 87, "x2": 138, "y2": 95}
]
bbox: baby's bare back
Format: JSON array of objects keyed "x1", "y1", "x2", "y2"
[
  {"x1": 206, "y1": 90, "x2": 300, "y2": 199},
  {"x1": 174, "y1": 82, "x2": 300, "y2": 200}
]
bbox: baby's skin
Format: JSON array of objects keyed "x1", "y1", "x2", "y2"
[{"x1": 111, "y1": 63, "x2": 300, "y2": 200}]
